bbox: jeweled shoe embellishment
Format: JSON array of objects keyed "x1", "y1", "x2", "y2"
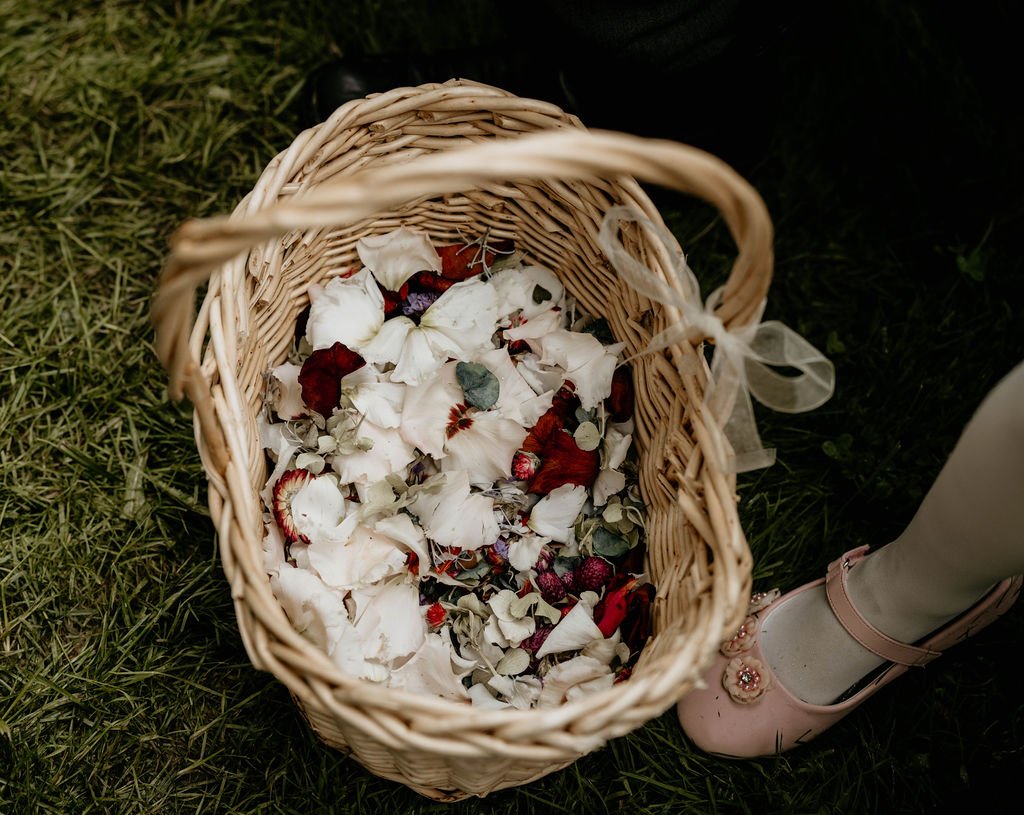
[
  {"x1": 720, "y1": 615, "x2": 758, "y2": 657},
  {"x1": 723, "y1": 656, "x2": 771, "y2": 704},
  {"x1": 748, "y1": 588, "x2": 780, "y2": 614}
]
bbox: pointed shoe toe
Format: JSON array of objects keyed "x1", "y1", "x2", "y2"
[{"x1": 677, "y1": 546, "x2": 1023, "y2": 758}]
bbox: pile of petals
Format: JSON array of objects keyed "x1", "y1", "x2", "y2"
[{"x1": 259, "y1": 227, "x2": 655, "y2": 709}]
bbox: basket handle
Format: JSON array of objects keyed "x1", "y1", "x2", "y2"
[{"x1": 152, "y1": 128, "x2": 773, "y2": 470}]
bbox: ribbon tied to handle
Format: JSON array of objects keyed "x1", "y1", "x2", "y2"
[{"x1": 598, "y1": 205, "x2": 835, "y2": 473}]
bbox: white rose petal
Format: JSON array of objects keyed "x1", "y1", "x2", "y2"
[
  {"x1": 408, "y1": 471, "x2": 499, "y2": 551},
  {"x1": 357, "y1": 228, "x2": 441, "y2": 292},
  {"x1": 305, "y1": 269, "x2": 384, "y2": 351},
  {"x1": 592, "y1": 468, "x2": 627, "y2": 507},
  {"x1": 262, "y1": 522, "x2": 286, "y2": 574},
  {"x1": 389, "y1": 627, "x2": 476, "y2": 700},
  {"x1": 350, "y1": 579, "x2": 425, "y2": 663},
  {"x1": 272, "y1": 566, "x2": 382, "y2": 680},
  {"x1": 476, "y1": 347, "x2": 554, "y2": 426},
  {"x1": 290, "y1": 475, "x2": 349, "y2": 543},
  {"x1": 270, "y1": 362, "x2": 306, "y2": 420},
  {"x1": 537, "y1": 655, "x2": 614, "y2": 707},
  {"x1": 307, "y1": 524, "x2": 407, "y2": 589},
  {"x1": 372, "y1": 512, "x2": 430, "y2": 570},
  {"x1": 442, "y1": 410, "x2": 528, "y2": 488},
  {"x1": 399, "y1": 364, "x2": 463, "y2": 458},
  {"x1": 346, "y1": 380, "x2": 406, "y2": 429},
  {"x1": 329, "y1": 420, "x2": 416, "y2": 486},
  {"x1": 527, "y1": 483, "x2": 587, "y2": 543},
  {"x1": 490, "y1": 264, "x2": 565, "y2": 320},
  {"x1": 535, "y1": 594, "x2": 604, "y2": 658},
  {"x1": 507, "y1": 534, "x2": 550, "y2": 572},
  {"x1": 259, "y1": 414, "x2": 301, "y2": 506}
]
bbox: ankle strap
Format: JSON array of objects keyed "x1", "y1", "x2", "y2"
[{"x1": 825, "y1": 546, "x2": 942, "y2": 667}]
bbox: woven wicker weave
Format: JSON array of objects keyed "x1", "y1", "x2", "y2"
[{"x1": 152, "y1": 79, "x2": 771, "y2": 800}]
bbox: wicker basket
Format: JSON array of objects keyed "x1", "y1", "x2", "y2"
[{"x1": 152, "y1": 79, "x2": 771, "y2": 800}]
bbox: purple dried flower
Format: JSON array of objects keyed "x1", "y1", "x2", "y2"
[{"x1": 402, "y1": 291, "x2": 440, "y2": 317}]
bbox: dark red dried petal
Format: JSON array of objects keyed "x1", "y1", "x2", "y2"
[
  {"x1": 521, "y1": 385, "x2": 579, "y2": 455},
  {"x1": 605, "y1": 364, "x2": 635, "y2": 422},
  {"x1": 528, "y1": 430, "x2": 600, "y2": 495},
  {"x1": 407, "y1": 269, "x2": 456, "y2": 295},
  {"x1": 298, "y1": 342, "x2": 366, "y2": 417},
  {"x1": 619, "y1": 583, "x2": 655, "y2": 656},
  {"x1": 378, "y1": 281, "x2": 410, "y2": 319},
  {"x1": 438, "y1": 243, "x2": 493, "y2": 281}
]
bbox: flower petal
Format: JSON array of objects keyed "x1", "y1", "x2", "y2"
[
  {"x1": 408, "y1": 471, "x2": 499, "y2": 551},
  {"x1": 507, "y1": 533, "x2": 550, "y2": 572},
  {"x1": 419, "y1": 277, "x2": 499, "y2": 360},
  {"x1": 329, "y1": 420, "x2": 416, "y2": 485},
  {"x1": 259, "y1": 414, "x2": 300, "y2": 506},
  {"x1": 566, "y1": 344, "x2": 625, "y2": 410},
  {"x1": 358, "y1": 315, "x2": 415, "y2": 368},
  {"x1": 372, "y1": 512, "x2": 430, "y2": 570},
  {"x1": 298, "y1": 342, "x2": 366, "y2": 417},
  {"x1": 502, "y1": 308, "x2": 565, "y2": 345},
  {"x1": 399, "y1": 364, "x2": 462, "y2": 457},
  {"x1": 290, "y1": 474, "x2": 349, "y2": 542},
  {"x1": 475, "y1": 347, "x2": 553, "y2": 426},
  {"x1": 357, "y1": 228, "x2": 441, "y2": 292},
  {"x1": 527, "y1": 483, "x2": 587, "y2": 543},
  {"x1": 270, "y1": 362, "x2": 306, "y2": 420},
  {"x1": 490, "y1": 264, "x2": 565, "y2": 320},
  {"x1": 528, "y1": 429, "x2": 600, "y2": 496},
  {"x1": 346, "y1": 380, "x2": 406, "y2": 429},
  {"x1": 537, "y1": 655, "x2": 614, "y2": 707},
  {"x1": 442, "y1": 411, "x2": 529, "y2": 487},
  {"x1": 592, "y1": 468, "x2": 627, "y2": 506},
  {"x1": 535, "y1": 595, "x2": 604, "y2": 658},
  {"x1": 307, "y1": 523, "x2": 408, "y2": 589},
  {"x1": 349, "y1": 579, "x2": 426, "y2": 663},
  {"x1": 305, "y1": 269, "x2": 385, "y2": 351},
  {"x1": 390, "y1": 628, "x2": 474, "y2": 700}
]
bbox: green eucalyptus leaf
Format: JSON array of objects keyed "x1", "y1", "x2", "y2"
[
  {"x1": 573, "y1": 421, "x2": 601, "y2": 452},
  {"x1": 592, "y1": 526, "x2": 630, "y2": 558},
  {"x1": 455, "y1": 361, "x2": 500, "y2": 410}
]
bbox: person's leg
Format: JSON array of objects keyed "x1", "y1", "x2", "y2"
[{"x1": 759, "y1": 361, "x2": 1024, "y2": 705}]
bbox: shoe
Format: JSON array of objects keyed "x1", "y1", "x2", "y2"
[{"x1": 676, "y1": 545, "x2": 1023, "y2": 757}]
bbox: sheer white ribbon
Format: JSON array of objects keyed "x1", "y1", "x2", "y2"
[{"x1": 598, "y1": 205, "x2": 835, "y2": 473}]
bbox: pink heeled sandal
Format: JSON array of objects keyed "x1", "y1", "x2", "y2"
[{"x1": 676, "y1": 545, "x2": 1023, "y2": 757}]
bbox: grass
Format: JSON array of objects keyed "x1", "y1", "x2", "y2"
[{"x1": 1, "y1": 1, "x2": 1022, "y2": 813}]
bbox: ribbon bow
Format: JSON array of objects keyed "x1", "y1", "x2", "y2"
[{"x1": 598, "y1": 205, "x2": 835, "y2": 473}]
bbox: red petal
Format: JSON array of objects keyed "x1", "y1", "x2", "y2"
[
  {"x1": 297, "y1": 342, "x2": 366, "y2": 417},
  {"x1": 619, "y1": 583, "x2": 655, "y2": 655},
  {"x1": 438, "y1": 243, "x2": 493, "y2": 281},
  {"x1": 528, "y1": 430, "x2": 600, "y2": 495},
  {"x1": 521, "y1": 385, "x2": 578, "y2": 454},
  {"x1": 605, "y1": 364, "x2": 635, "y2": 422},
  {"x1": 594, "y1": 578, "x2": 638, "y2": 638},
  {"x1": 406, "y1": 269, "x2": 455, "y2": 295},
  {"x1": 378, "y1": 281, "x2": 410, "y2": 319},
  {"x1": 425, "y1": 602, "x2": 446, "y2": 628}
]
